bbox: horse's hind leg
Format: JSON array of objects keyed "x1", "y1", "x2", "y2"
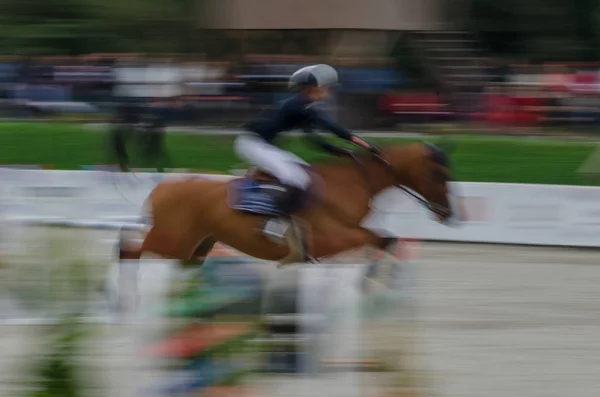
[
  {"x1": 117, "y1": 227, "x2": 144, "y2": 260},
  {"x1": 97, "y1": 227, "x2": 142, "y2": 298},
  {"x1": 181, "y1": 236, "x2": 217, "y2": 268},
  {"x1": 172, "y1": 236, "x2": 217, "y2": 298}
]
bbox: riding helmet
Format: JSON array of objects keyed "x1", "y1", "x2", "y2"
[{"x1": 288, "y1": 64, "x2": 339, "y2": 91}]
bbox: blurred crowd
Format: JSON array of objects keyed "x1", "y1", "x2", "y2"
[
  {"x1": 2, "y1": 54, "x2": 600, "y2": 131},
  {"x1": 0, "y1": 54, "x2": 400, "y2": 126},
  {"x1": 477, "y1": 63, "x2": 600, "y2": 130},
  {"x1": 380, "y1": 61, "x2": 600, "y2": 131}
]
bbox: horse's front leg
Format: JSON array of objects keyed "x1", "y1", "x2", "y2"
[
  {"x1": 309, "y1": 219, "x2": 399, "y2": 259},
  {"x1": 309, "y1": 219, "x2": 402, "y2": 294}
]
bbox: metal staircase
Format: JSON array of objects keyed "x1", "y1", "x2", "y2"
[{"x1": 409, "y1": 30, "x2": 492, "y2": 92}]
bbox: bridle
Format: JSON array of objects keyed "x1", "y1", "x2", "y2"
[{"x1": 348, "y1": 143, "x2": 452, "y2": 220}]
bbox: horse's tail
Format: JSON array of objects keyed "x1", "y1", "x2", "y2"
[
  {"x1": 140, "y1": 195, "x2": 154, "y2": 227},
  {"x1": 116, "y1": 197, "x2": 152, "y2": 262}
]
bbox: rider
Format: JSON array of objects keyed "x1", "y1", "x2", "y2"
[{"x1": 234, "y1": 64, "x2": 379, "y2": 239}]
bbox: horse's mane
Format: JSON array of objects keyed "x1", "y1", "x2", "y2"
[
  {"x1": 310, "y1": 151, "x2": 378, "y2": 174},
  {"x1": 311, "y1": 142, "x2": 424, "y2": 170}
]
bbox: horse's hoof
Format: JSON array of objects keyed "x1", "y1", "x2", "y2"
[
  {"x1": 276, "y1": 255, "x2": 318, "y2": 268},
  {"x1": 378, "y1": 237, "x2": 399, "y2": 255}
]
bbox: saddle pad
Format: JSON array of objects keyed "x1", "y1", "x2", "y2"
[{"x1": 227, "y1": 178, "x2": 281, "y2": 216}]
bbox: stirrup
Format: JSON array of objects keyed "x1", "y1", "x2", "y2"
[
  {"x1": 277, "y1": 217, "x2": 311, "y2": 268},
  {"x1": 262, "y1": 217, "x2": 291, "y2": 243}
]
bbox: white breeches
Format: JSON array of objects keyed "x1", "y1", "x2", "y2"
[{"x1": 234, "y1": 134, "x2": 311, "y2": 189}]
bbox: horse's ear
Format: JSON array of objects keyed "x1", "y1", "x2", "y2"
[
  {"x1": 434, "y1": 137, "x2": 456, "y2": 156},
  {"x1": 423, "y1": 140, "x2": 452, "y2": 168}
]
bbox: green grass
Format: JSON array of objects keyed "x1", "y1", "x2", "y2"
[{"x1": 0, "y1": 122, "x2": 596, "y2": 185}]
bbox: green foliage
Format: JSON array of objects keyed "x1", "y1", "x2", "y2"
[
  {"x1": 26, "y1": 318, "x2": 90, "y2": 397},
  {"x1": 469, "y1": 0, "x2": 600, "y2": 60},
  {"x1": 19, "y1": 233, "x2": 98, "y2": 397},
  {"x1": 0, "y1": 0, "x2": 207, "y2": 54}
]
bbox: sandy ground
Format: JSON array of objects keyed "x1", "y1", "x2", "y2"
[
  {"x1": 417, "y1": 243, "x2": 600, "y2": 397},
  {"x1": 2, "y1": 242, "x2": 600, "y2": 397}
]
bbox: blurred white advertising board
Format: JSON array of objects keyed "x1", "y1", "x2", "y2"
[{"x1": 1, "y1": 169, "x2": 600, "y2": 247}]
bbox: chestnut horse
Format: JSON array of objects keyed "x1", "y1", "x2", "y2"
[{"x1": 118, "y1": 142, "x2": 455, "y2": 267}]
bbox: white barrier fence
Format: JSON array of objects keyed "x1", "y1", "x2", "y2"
[
  {"x1": 2, "y1": 169, "x2": 600, "y2": 246},
  {"x1": 258, "y1": 250, "x2": 421, "y2": 396},
  {"x1": 0, "y1": 214, "x2": 423, "y2": 396},
  {"x1": 0, "y1": 164, "x2": 426, "y2": 395},
  {"x1": 0, "y1": 219, "x2": 176, "y2": 325}
]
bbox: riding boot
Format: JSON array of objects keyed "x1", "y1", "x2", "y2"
[{"x1": 274, "y1": 186, "x2": 306, "y2": 217}]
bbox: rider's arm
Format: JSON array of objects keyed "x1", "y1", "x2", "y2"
[
  {"x1": 306, "y1": 106, "x2": 377, "y2": 152},
  {"x1": 303, "y1": 128, "x2": 352, "y2": 156},
  {"x1": 305, "y1": 106, "x2": 353, "y2": 140}
]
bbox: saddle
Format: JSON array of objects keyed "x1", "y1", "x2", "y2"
[
  {"x1": 227, "y1": 169, "x2": 291, "y2": 216},
  {"x1": 228, "y1": 169, "x2": 317, "y2": 266},
  {"x1": 227, "y1": 168, "x2": 316, "y2": 216}
]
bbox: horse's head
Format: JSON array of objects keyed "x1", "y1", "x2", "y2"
[{"x1": 381, "y1": 142, "x2": 456, "y2": 225}]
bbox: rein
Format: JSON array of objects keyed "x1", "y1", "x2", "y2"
[
  {"x1": 348, "y1": 146, "x2": 451, "y2": 219},
  {"x1": 346, "y1": 151, "x2": 376, "y2": 203}
]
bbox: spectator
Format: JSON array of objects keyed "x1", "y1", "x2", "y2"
[
  {"x1": 509, "y1": 63, "x2": 540, "y2": 88},
  {"x1": 542, "y1": 64, "x2": 572, "y2": 94},
  {"x1": 510, "y1": 83, "x2": 544, "y2": 131},
  {"x1": 15, "y1": 56, "x2": 35, "y2": 85},
  {"x1": 480, "y1": 84, "x2": 513, "y2": 131},
  {"x1": 565, "y1": 80, "x2": 600, "y2": 127},
  {"x1": 541, "y1": 64, "x2": 572, "y2": 126}
]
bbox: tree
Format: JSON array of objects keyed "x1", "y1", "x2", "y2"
[
  {"x1": 0, "y1": 0, "x2": 209, "y2": 54},
  {"x1": 469, "y1": 0, "x2": 600, "y2": 61}
]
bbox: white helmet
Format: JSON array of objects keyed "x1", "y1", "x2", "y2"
[{"x1": 288, "y1": 64, "x2": 339, "y2": 91}]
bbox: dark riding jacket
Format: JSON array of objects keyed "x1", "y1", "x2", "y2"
[{"x1": 243, "y1": 93, "x2": 354, "y2": 153}]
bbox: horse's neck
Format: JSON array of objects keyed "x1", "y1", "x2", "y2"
[
  {"x1": 317, "y1": 157, "x2": 395, "y2": 196},
  {"x1": 314, "y1": 157, "x2": 396, "y2": 225}
]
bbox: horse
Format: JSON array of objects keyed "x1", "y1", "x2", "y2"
[{"x1": 117, "y1": 141, "x2": 456, "y2": 268}]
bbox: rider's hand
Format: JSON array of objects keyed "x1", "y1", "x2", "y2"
[{"x1": 350, "y1": 135, "x2": 370, "y2": 150}]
